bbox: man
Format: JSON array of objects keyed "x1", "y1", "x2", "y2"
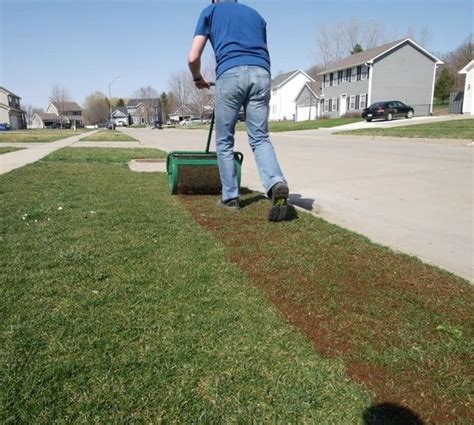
[{"x1": 188, "y1": 0, "x2": 289, "y2": 222}]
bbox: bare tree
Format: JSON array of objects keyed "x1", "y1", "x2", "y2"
[
  {"x1": 134, "y1": 86, "x2": 160, "y2": 125},
  {"x1": 443, "y1": 33, "x2": 473, "y2": 90},
  {"x1": 314, "y1": 18, "x2": 435, "y2": 68},
  {"x1": 166, "y1": 91, "x2": 179, "y2": 116},
  {"x1": 23, "y1": 105, "x2": 44, "y2": 126},
  {"x1": 168, "y1": 71, "x2": 193, "y2": 108},
  {"x1": 49, "y1": 85, "x2": 71, "y2": 128},
  {"x1": 405, "y1": 25, "x2": 432, "y2": 47},
  {"x1": 316, "y1": 19, "x2": 394, "y2": 67},
  {"x1": 83, "y1": 91, "x2": 109, "y2": 125}
]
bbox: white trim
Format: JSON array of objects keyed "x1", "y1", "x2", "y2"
[
  {"x1": 367, "y1": 64, "x2": 373, "y2": 106},
  {"x1": 360, "y1": 94, "x2": 367, "y2": 109},
  {"x1": 294, "y1": 84, "x2": 320, "y2": 103},
  {"x1": 367, "y1": 38, "x2": 444, "y2": 65},
  {"x1": 349, "y1": 95, "x2": 356, "y2": 111},
  {"x1": 351, "y1": 67, "x2": 357, "y2": 82},
  {"x1": 272, "y1": 69, "x2": 315, "y2": 89},
  {"x1": 324, "y1": 99, "x2": 330, "y2": 113},
  {"x1": 340, "y1": 94, "x2": 347, "y2": 116},
  {"x1": 331, "y1": 98, "x2": 337, "y2": 112},
  {"x1": 459, "y1": 60, "x2": 474, "y2": 74},
  {"x1": 429, "y1": 64, "x2": 438, "y2": 115}
]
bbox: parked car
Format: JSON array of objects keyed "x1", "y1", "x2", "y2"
[
  {"x1": 361, "y1": 101, "x2": 414, "y2": 122},
  {"x1": 152, "y1": 120, "x2": 163, "y2": 130},
  {"x1": 0, "y1": 123, "x2": 11, "y2": 131}
]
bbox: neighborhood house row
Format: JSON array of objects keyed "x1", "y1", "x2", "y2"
[{"x1": 1, "y1": 38, "x2": 473, "y2": 129}]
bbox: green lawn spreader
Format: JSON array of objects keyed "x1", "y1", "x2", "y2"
[{"x1": 166, "y1": 111, "x2": 244, "y2": 195}]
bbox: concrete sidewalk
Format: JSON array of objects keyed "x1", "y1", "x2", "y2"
[
  {"x1": 0, "y1": 131, "x2": 98, "y2": 175},
  {"x1": 120, "y1": 126, "x2": 473, "y2": 282}
]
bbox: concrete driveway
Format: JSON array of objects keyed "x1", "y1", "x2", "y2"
[{"x1": 120, "y1": 125, "x2": 473, "y2": 282}]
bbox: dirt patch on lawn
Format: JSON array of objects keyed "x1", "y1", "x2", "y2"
[{"x1": 180, "y1": 193, "x2": 473, "y2": 424}]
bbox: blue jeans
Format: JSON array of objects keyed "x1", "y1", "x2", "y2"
[{"x1": 215, "y1": 65, "x2": 286, "y2": 202}]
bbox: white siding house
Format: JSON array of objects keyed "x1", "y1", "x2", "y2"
[
  {"x1": 0, "y1": 86, "x2": 26, "y2": 129},
  {"x1": 269, "y1": 70, "x2": 314, "y2": 121},
  {"x1": 459, "y1": 60, "x2": 474, "y2": 115}
]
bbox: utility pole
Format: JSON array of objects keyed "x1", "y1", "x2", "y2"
[{"x1": 108, "y1": 76, "x2": 121, "y2": 129}]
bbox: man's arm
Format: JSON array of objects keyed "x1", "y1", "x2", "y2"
[{"x1": 188, "y1": 35, "x2": 210, "y2": 89}]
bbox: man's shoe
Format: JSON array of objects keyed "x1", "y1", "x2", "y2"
[
  {"x1": 268, "y1": 182, "x2": 289, "y2": 222},
  {"x1": 217, "y1": 197, "x2": 240, "y2": 211}
]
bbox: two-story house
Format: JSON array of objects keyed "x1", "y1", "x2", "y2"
[
  {"x1": 127, "y1": 98, "x2": 162, "y2": 125},
  {"x1": 318, "y1": 38, "x2": 443, "y2": 118},
  {"x1": 0, "y1": 86, "x2": 26, "y2": 129},
  {"x1": 46, "y1": 101, "x2": 83, "y2": 128},
  {"x1": 269, "y1": 69, "x2": 314, "y2": 121},
  {"x1": 111, "y1": 107, "x2": 131, "y2": 126}
]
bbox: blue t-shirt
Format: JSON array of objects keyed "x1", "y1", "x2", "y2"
[{"x1": 194, "y1": 2, "x2": 271, "y2": 79}]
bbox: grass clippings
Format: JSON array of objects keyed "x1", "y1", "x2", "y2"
[{"x1": 180, "y1": 192, "x2": 473, "y2": 423}]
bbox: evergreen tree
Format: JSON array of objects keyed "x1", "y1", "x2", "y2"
[
  {"x1": 350, "y1": 43, "x2": 364, "y2": 55},
  {"x1": 160, "y1": 92, "x2": 170, "y2": 121},
  {"x1": 434, "y1": 67, "x2": 454, "y2": 104},
  {"x1": 116, "y1": 98, "x2": 125, "y2": 107}
]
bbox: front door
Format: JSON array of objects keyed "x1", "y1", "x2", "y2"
[{"x1": 340, "y1": 94, "x2": 347, "y2": 116}]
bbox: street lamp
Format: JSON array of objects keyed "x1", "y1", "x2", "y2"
[{"x1": 108, "y1": 75, "x2": 121, "y2": 129}]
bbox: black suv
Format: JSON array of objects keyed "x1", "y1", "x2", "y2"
[{"x1": 362, "y1": 101, "x2": 414, "y2": 122}]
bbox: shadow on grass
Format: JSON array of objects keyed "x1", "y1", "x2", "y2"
[
  {"x1": 363, "y1": 402, "x2": 424, "y2": 425},
  {"x1": 289, "y1": 193, "x2": 316, "y2": 211}
]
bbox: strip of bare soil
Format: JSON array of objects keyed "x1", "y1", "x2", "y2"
[{"x1": 180, "y1": 193, "x2": 473, "y2": 424}]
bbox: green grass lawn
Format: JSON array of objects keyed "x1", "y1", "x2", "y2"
[
  {"x1": 337, "y1": 119, "x2": 474, "y2": 139},
  {"x1": 178, "y1": 118, "x2": 362, "y2": 133},
  {"x1": 1, "y1": 147, "x2": 472, "y2": 423},
  {"x1": 79, "y1": 130, "x2": 138, "y2": 142},
  {"x1": 0, "y1": 130, "x2": 89, "y2": 144},
  {"x1": 0, "y1": 147, "x2": 25, "y2": 154},
  {"x1": 257, "y1": 117, "x2": 362, "y2": 132},
  {"x1": 0, "y1": 148, "x2": 370, "y2": 423}
]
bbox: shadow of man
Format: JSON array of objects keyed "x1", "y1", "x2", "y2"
[
  {"x1": 363, "y1": 402, "x2": 424, "y2": 425},
  {"x1": 289, "y1": 193, "x2": 316, "y2": 211}
]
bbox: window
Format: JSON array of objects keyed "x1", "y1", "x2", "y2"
[
  {"x1": 351, "y1": 67, "x2": 357, "y2": 82},
  {"x1": 346, "y1": 69, "x2": 351, "y2": 82},
  {"x1": 324, "y1": 99, "x2": 330, "y2": 112},
  {"x1": 332, "y1": 98, "x2": 337, "y2": 112},
  {"x1": 330, "y1": 73, "x2": 334, "y2": 87},
  {"x1": 361, "y1": 66, "x2": 367, "y2": 80},
  {"x1": 357, "y1": 66, "x2": 362, "y2": 81},
  {"x1": 338, "y1": 70, "x2": 343, "y2": 85},
  {"x1": 360, "y1": 94, "x2": 367, "y2": 109},
  {"x1": 324, "y1": 75, "x2": 329, "y2": 88},
  {"x1": 349, "y1": 95, "x2": 356, "y2": 110}
]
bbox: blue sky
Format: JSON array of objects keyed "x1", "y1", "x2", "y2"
[{"x1": 1, "y1": 0, "x2": 472, "y2": 107}]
